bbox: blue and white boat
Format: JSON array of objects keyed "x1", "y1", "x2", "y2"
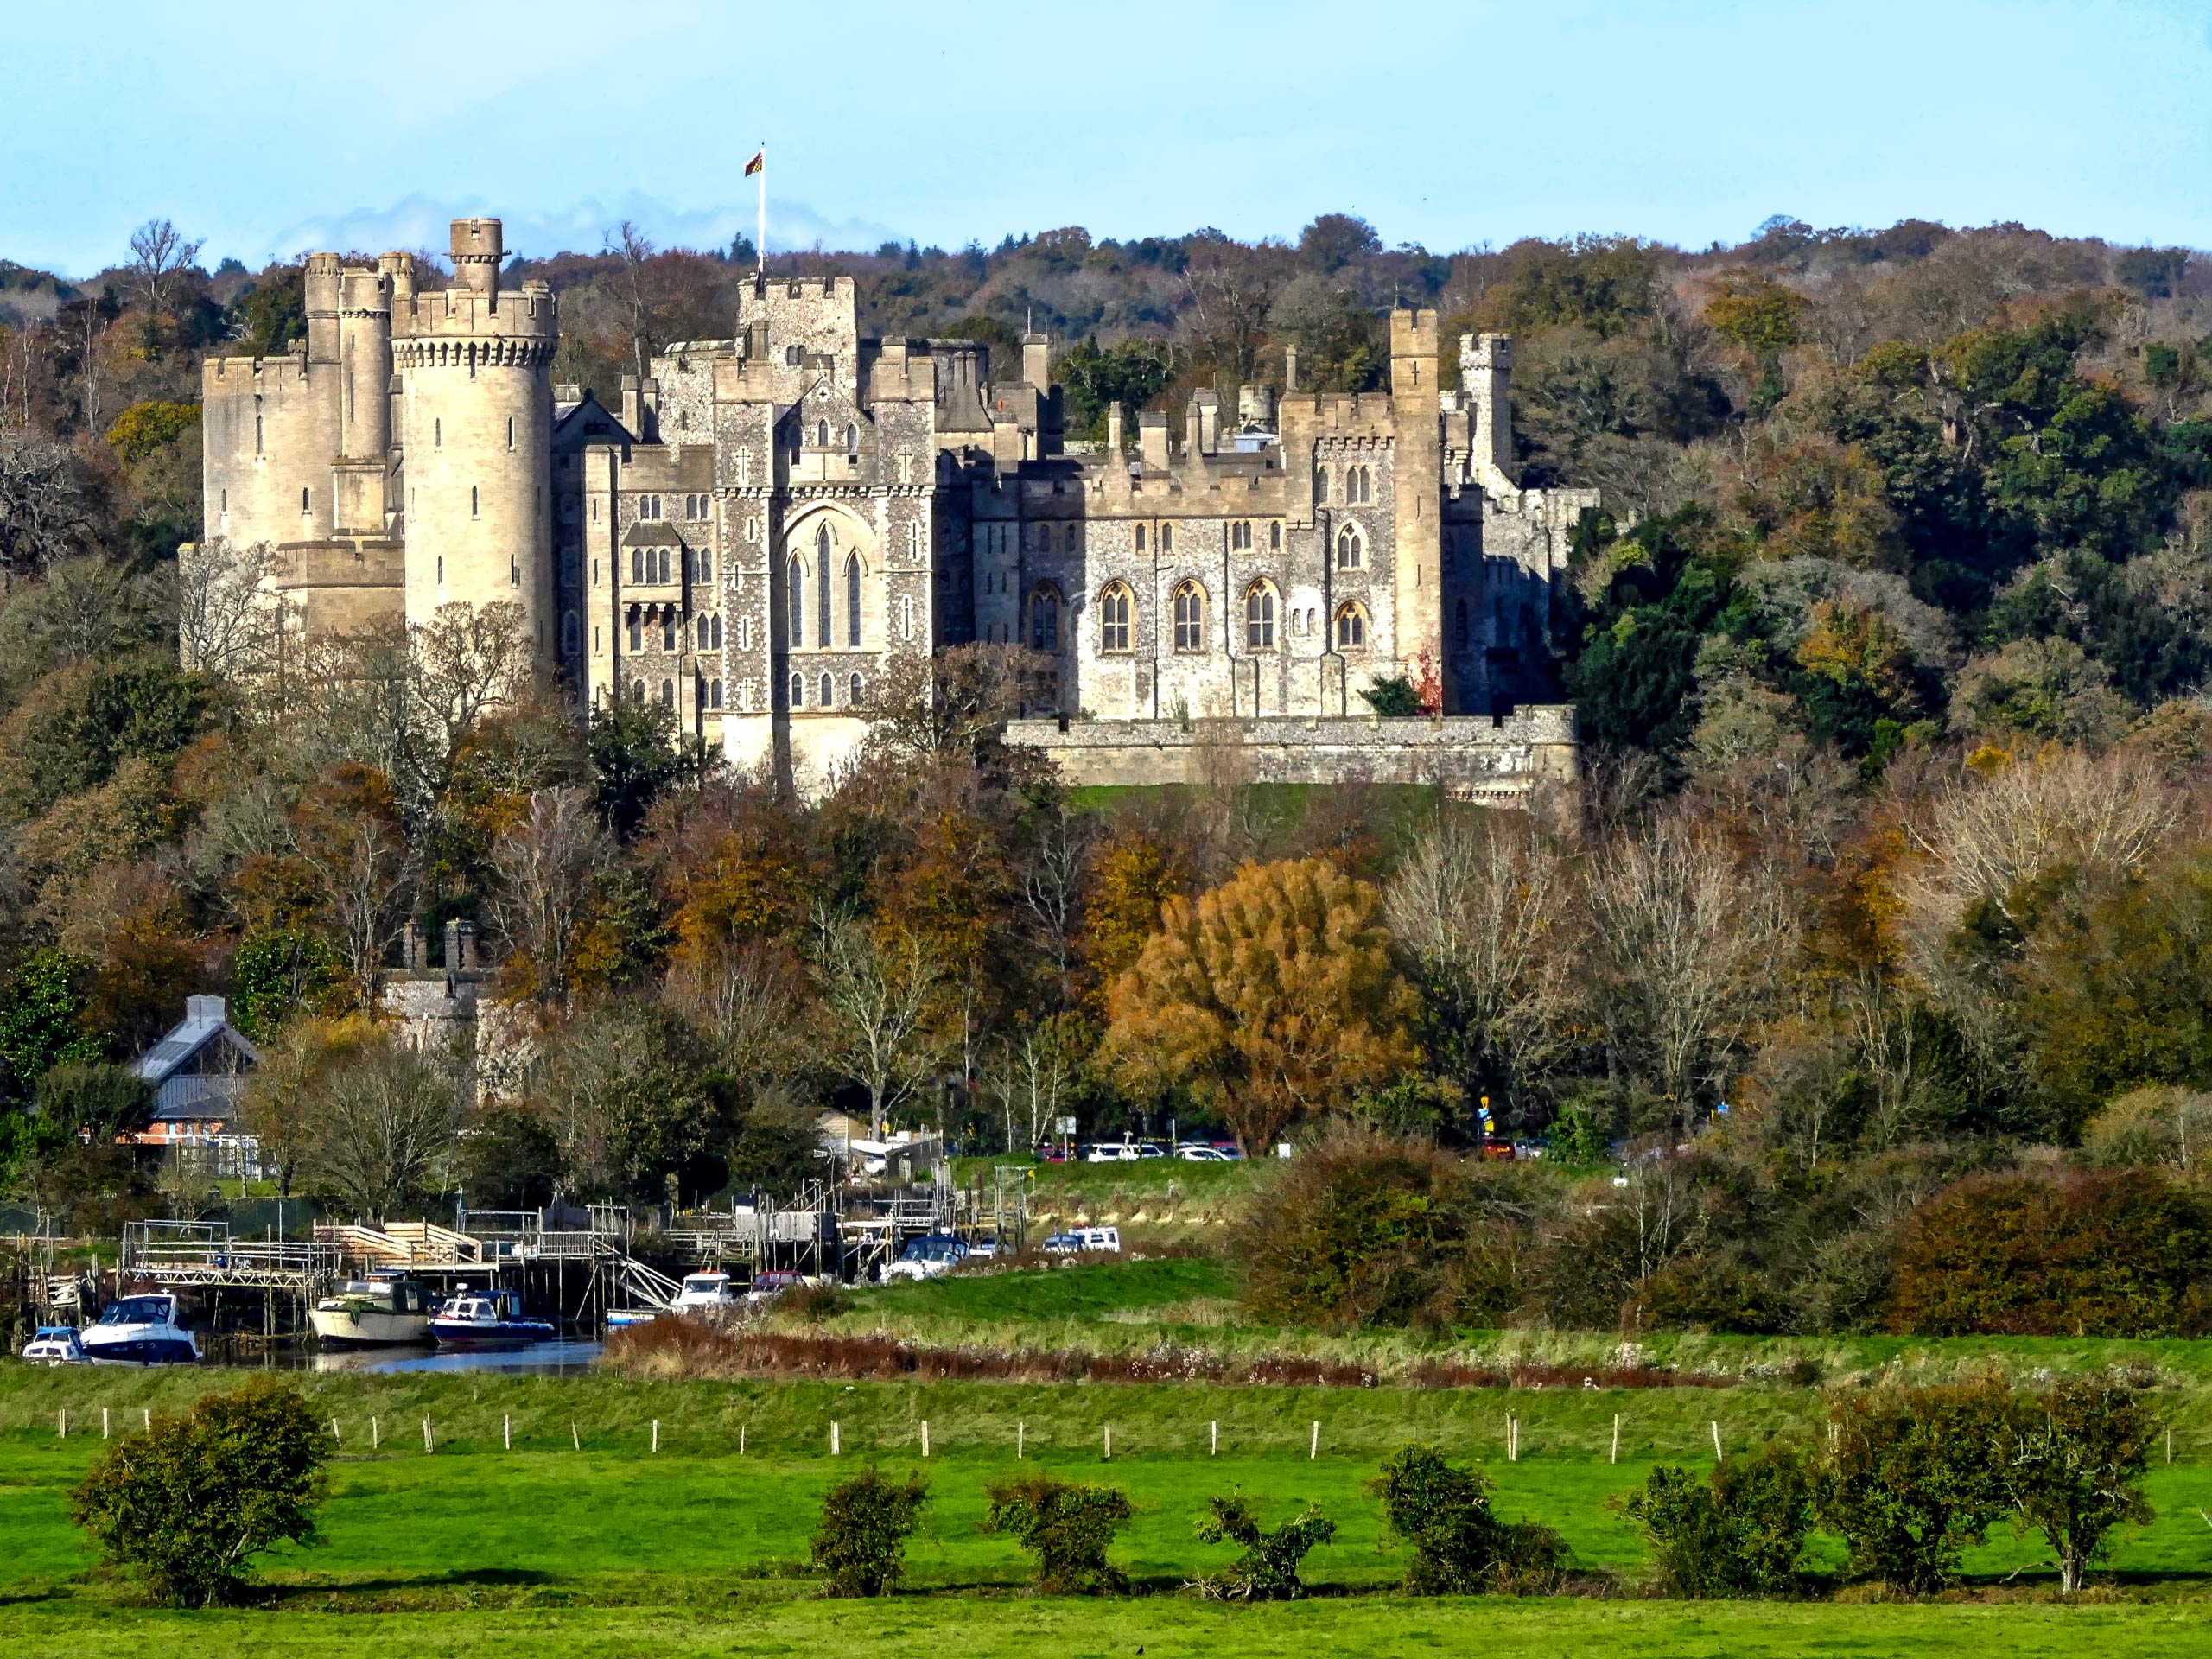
[
  {"x1": 429, "y1": 1287, "x2": 556, "y2": 1346},
  {"x1": 80, "y1": 1294, "x2": 200, "y2": 1366},
  {"x1": 21, "y1": 1325, "x2": 87, "y2": 1364}
]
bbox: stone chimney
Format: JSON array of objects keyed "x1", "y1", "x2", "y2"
[
  {"x1": 1022, "y1": 328, "x2": 1051, "y2": 389},
  {"x1": 1194, "y1": 389, "x2": 1219, "y2": 455},
  {"x1": 404, "y1": 919, "x2": 428, "y2": 969},
  {"x1": 1138, "y1": 410, "x2": 1170, "y2": 473},
  {"x1": 442, "y1": 918, "x2": 479, "y2": 972},
  {"x1": 1106, "y1": 400, "x2": 1124, "y2": 456},
  {"x1": 620, "y1": 374, "x2": 643, "y2": 436},
  {"x1": 1283, "y1": 343, "x2": 1300, "y2": 393}
]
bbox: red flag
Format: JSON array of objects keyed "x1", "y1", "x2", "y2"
[{"x1": 743, "y1": 150, "x2": 764, "y2": 177}]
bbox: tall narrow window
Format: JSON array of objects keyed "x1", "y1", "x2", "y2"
[
  {"x1": 1245, "y1": 581, "x2": 1277, "y2": 651},
  {"x1": 815, "y1": 525, "x2": 832, "y2": 647},
  {"x1": 712, "y1": 614, "x2": 724, "y2": 648},
  {"x1": 849, "y1": 672, "x2": 863, "y2": 706},
  {"x1": 254, "y1": 415, "x2": 263, "y2": 454},
  {"x1": 1065, "y1": 523, "x2": 1079, "y2": 552},
  {"x1": 698, "y1": 614, "x2": 711, "y2": 649},
  {"x1": 1313, "y1": 467, "x2": 1327, "y2": 504},
  {"x1": 1160, "y1": 523, "x2": 1173, "y2": 553},
  {"x1": 1334, "y1": 601, "x2": 1368, "y2": 649},
  {"x1": 819, "y1": 671, "x2": 833, "y2": 707},
  {"x1": 627, "y1": 612, "x2": 642, "y2": 652},
  {"x1": 787, "y1": 553, "x2": 804, "y2": 646},
  {"x1": 844, "y1": 553, "x2": 861, "y2": 646},
  {"x1": 709, "y1": 678, "x2": 723, "y2": 709},
  {"x1": 506, "y1": 416, "x2": 515, "y2": 450},
  {"x1": 1270, "y1": 522, "x2": 1281, "y2": 550},
  {"x1": 845, "y1": 423, "x2": 858, "y2": 457},
  {"x1": 816, "y1": 418, "x2": 830, "y2": 448},
  {"x1": 1029, "y1": 584, "x2": 1061, "y2": 651},
  {"x1": 899, "y1": 595, "x2": 914, "y2": 640},
  {"x1": 790, "y1": 672, "x2": 804, "y2": 708},
  {"x1": 1135, "y1": 524, "x2": 1146, "y2": 554},
  {"x1": 662, "y1": 611, "x2": 677, "y2": 652},
  {"x1": 700, "y1": 545, "x2": 713, "y2": 582},
  {"x1": 632, "y1": 679, "x2": 646, "y2": 704},
  {"x1": 434, "y1": 419, "x2": 441, "y2": 449},
  {"x1": 301, "y1": 486, "x2": 310, "y2": 514},
  {"x1": 1173, "y1": 581, "x2": 1205, "y2": 652},
  {"x1": 661, "y1": 679, "x2": 674, "y2": 708},
  {"x1": 471, "y1": 486, "x2": 480, "y2": 519},
  {"x1": 659, "y1": 548, "x2": 671, "y2": 583},
  {"x1": 1336, "y1": 524, "x2": 1363, "y2": 569},
  {"x1": 632, "y1": 549, "x2": 644, "y2": 583},
  {"x1": 1098, "y1": 582, "x2": 1133, "y2": 652}
]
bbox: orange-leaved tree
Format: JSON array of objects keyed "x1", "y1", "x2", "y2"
[{"x1": 1103, "y1": 857, "x2": 1419, "y2": 1153}]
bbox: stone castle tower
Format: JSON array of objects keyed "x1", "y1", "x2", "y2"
[{"x1": 201, "y1": 219, "x2": 557, "y2": 664}]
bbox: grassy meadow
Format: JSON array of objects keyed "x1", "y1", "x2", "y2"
[{"x1": 3, "y1": 1258, "x2": 2209, "y2": 1654}]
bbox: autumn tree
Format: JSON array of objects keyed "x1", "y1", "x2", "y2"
[
  {"x1": 809, "y1": 907, "x2": 944, "y2": 1138},
  {"x1": 1103, "y1": 857, "x2": 1419, "y2": 1152},
  {"x1": 486, "y1": 785, "x2": 608, "y2": 1008}
]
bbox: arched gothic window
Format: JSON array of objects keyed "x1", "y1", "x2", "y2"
[
  {"x1": 1313, "y1": 467, "x2": 1328, "y2": 504},
  {"x1": 1270, "y1": 521, "x2": 1282, "y2": 550},
  {"x1": 712, "y1": 614, "x2": 725, "y2": 649},
  {"x1": 1135, "y1": 524, "x2": 1146, "y2": 554},
  {"x1": 849, "y1": 672, "x2": 862, "y2": 706},
  {"x1": 1160, "y1": 523, "x2": 1173, "y2": 554},
  {"x1": 697, "y1": 614, "x2": 711, "y2": 650},
  {"x1": 1029, "y1": 584, "x2": 1062, "y2": 651},
  {"x1": 1065, "y1": 523, "x2": 1079, "y2": 552},
  {"x1": 786, "y1": 552, "x2": 804, "y2": 646},
  {"x1": 818, "y1": 671, "x2": 833, "y2": 707},
  {"x1": 1334, "y1": 601, "x2": 1369, "y2": 650},
  {"x1": 789, "y1": 672, "x2": 804, "y2": 707},
  {"x1": 1245, "y1": 581, "x2": 1278, "y2": 651},
  {"x1": 815, "y1": 524, "x2": 833, "y2": 647},
  {"x1": 1172, "y1": 581, "x2": 1205, "y2": 652},
  {"x1": 1098, "y1": 582, "x2": 1133, "y2": 653},
  {"x1": 816, "y1": 418, "x2": 830, "y2": 448},
  {"x1": 899, "y1": 595, "x2": 915, "y2": 640},
  {"x1": 709, "y1": 678, "x2": 723, "y2": 709},
  {"x1": 660, "y1": 678, "x2": 674, "y2": 707},
  {"x1": 627, "y1": 612, "x2": 642, "y2": 653},
  {"x1": 1336, "y1": 524, "x2": 1364, "y2": 569},
  {"x1": 630, "y1": 679, "x2": 646, "y2": 704},
  {"x1": 662, "y1": 611, "x2": 677, "y2": 652},
  {"x1": 844, "y1": 554, "x2": 861, "y2": 647},
  {"x1": 845, "y1": 423, "x2": 859, "y2": 457}
]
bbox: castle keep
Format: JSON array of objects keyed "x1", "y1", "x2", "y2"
[{"x1": 201, "y1": 217, "x2": 1590, "y2": 794}]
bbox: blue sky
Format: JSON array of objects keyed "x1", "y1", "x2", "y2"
[{"x1": 3, "y1": 0, "x2": 2208, "y2": 276}]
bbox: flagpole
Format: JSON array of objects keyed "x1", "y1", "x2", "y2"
[{"x1": 756, "y1": 142, "x2": 766, "y2": 275}]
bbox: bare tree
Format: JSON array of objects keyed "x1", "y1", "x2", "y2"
[
  {"x1": 487, "y1": 786, "x2": 607, "y2": 1008},
  {"x1": 664, "y1": 938, "x2": 809, "y2": 1090},
  {"x1": 612, "y1": 221, "x2": 657, "y2": 383},
  {"x1": 297, "y1": 791, "x2": 415, "y2": 1011},
  {"x1": 1583, "y1": 812, "x2": 1794, "y2": 1121},
  {"x1": 1386, "y1": 813, "x2": 1575, "y2": 1111},
  {"x1": 986, "y1": 1013, "x2": 1083, "y2": 1154},
  {"x1": 1020, "y1": 804, "x2": 1095, "y2": 1006},
  {"x1": 128, "y1": 219, "x2": 205, "y2": 319},
  {"x1": 0, "y1": 428, "x2": 90, "y2": 587},
  {"x1": 861, "y1": 642, "x2": 1058, "y2": 767},
  {"x1": 299, "y1": 1033, "x2": 465, "y2": 1221},
  {"x1": 175, "y1": 537, "x2": 281, "y2": 676},
  {"x1": 410, "y1": 601, "x2": 533, "y2": 794},
  {"x1": 809, "y1": 906, "x2": 943, "y2": 1137}
]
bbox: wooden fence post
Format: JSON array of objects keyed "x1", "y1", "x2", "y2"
[
  {"x1": 1710, "y1": 1421, "x2": 1723, "y2": 1461},
  {"x1": 652, "y1": 1421, "x2": 659, "y2": 1453},
  {"x1": 1309, "y1": 1421, "x2": 1319, "y2": 1459},
  {"x1": 831, "y1": 1421, "x2": 841, "y2": 1456},
  {"x1": 142, "y1": 1408, "x2": 150, "y2": 1433},
  {"x1": 372, "y1": 1415, "x2": 379, "y2": 1451},
  {"x1": 920, "y1": 1421, "x2": 930, "y2": 1458},
  {"x1": 1103, "y1": 1423, "x2": 1112, "y2": 1460},
  {"x1": 330, "y1": 1417, "x2": 341, "y2": 1446},
  {"x1": 423, "y1": 1417, "x2": 434, "y2": 1454},
  {"x1": 57, "y1": 1409, "x2": 66, "y2": 1438},
  {"x1": 102, "y1": 1408, "x2": 110, "y2": 1440},
  {"x1": 740, "y1": 1424, "x2": 747, "y2": 1455},
  {"x1": 1017, "y1": 1421, "x2": 1025, "y2": 1459},
  {"x1": 1211, "y1": 1420, "x2": 1217, "y2": 1457},
  {"x1": 572, "y1": 1422, "x2": 580, "y2": 1452},
  {"x1": 503, "y1": 1414, "x2": 511, "y2": 1452}
]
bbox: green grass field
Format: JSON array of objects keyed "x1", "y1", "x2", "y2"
[{"x1": 2, "y1": 1355, "x2": 2209, "y2": 1656}]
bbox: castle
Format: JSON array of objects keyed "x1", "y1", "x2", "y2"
[{"x1": 200, "y1": 218, "x2": 1590, "y2": 795}]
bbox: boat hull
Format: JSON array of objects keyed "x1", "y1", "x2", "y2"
[
  {"x1": 429, "y1": 1319, "x2": 558, "y2": 1346},
  {"x1": 81, "y1": 1335, "x2": 198, "y2": 1366},
  {"x1": 310, "y1": 1308, "x2": 435, "y2": 1348}
]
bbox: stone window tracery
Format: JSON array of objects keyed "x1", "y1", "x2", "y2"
[
  {"x1": 1245, "y1": 581, "x2": 1278, "y2": 651},
  {"x1": 1030, "y1": 583, "x2": 1062, "y2": 652},
  {"x1": 1336, "y1": 524, "x2": 1364, "y2": 569},
  {"x1": 1335, "y1": 601, "x2": 1369, "y2": 650},
  {"x1": 1098, "y1": 582, "x2": 1134, "y2": 653},
  {"x1": 1172, "y1": 580, "x2": 1206, "y2": 652}
]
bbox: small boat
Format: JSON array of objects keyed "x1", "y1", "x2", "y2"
[
  {"x1": 605, "y1": 1307, "x2": 661, "y2": 1331},
  {"x1": 21, "y1": 1325, "x2": 86, "y2": 1365},
  {"x1": 80, "y1": 1294, "x2": 200, "y2": 1366},
  {"x1": 429, "y1": 1287, "x2": 556, "y2": 1346},
  {"x1": 673, "y1": 1271, "x2": 740, "y2": 1313},
  {"x1": 311, "y1": 1274, "x2": 434, "y2": 1348}
]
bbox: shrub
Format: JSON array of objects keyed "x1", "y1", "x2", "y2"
[
  {"x1": 1999, "y1": 1376, "x2": 2158, "y2": 1596},
  {"x1": 1359, "y1": 675, "x2": 1424, "y2": 716},
  {"x1": 1821, "y1": 1375, "x2": 2013, "y2": 1592},
  {"x1": 1237, "y1": 1127, "x2": 1474, "y2": 1330},
  {"x1": 1367, "y1": 1442, "x2": 1567, "y2": 1594},
  {"x1": 810, "y1": 1465, "x2": 930, "y2": 1597},
  {"x1": 1618, "y1": 1443, "x2": 1816, "y2": 1597},
  {"x1": 982, "y1": 1473, "x2": 1134, "y2": 1594},
  {"x1": 1193, "y1": 1495, "x2": 1336, "y2": 1599},
  {"x1": 1886, "y1": 1168, "x2": 2211, "y2": 1337},
  {"x1": 69, "y1": 1376, "x2": 330, "y2": 1606}
]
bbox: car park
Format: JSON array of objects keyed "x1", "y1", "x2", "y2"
[
  {"x1": 1041, "y1": 1225, "x2": 1122, "y2": 1255},
  {"x1": 885, "y1": 1233, "x2": 970, "y2": 1282}
]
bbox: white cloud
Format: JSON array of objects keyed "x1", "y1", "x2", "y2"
[{"x1": 258, "y1": 192, "x2": 901, "y2": 266}]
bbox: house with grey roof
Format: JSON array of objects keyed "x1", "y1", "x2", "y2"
[{"x1": 132, "y1": 995, "x2": 259, "y2": 1162}]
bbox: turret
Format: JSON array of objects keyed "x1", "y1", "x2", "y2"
[
  {"x1": 304, "y1": 252, "x2": 341, "y2": 363},
  {"x1": 1461, "y1": 332, "x2": 1516, "y2": 493},
  {"x1": 392, "y1": 219, "x2": 558, "y2": 664}
]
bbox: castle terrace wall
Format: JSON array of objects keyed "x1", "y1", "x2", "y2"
[{"x1": 1004, "y1": 709, "x2": 1577, "y2": 800}]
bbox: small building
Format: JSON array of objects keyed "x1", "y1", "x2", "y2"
[{"x1": 131, "y1": 995, "x2": 261, "y2": 1171}]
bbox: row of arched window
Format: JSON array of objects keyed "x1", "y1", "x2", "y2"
[
  {"x1": 627, "y1": 677, "x2": 730, "y2": 710},
  {"x1": 789, "y1": 671, "x2": 865, "y2": 709},
  {"x1": 1032, "y1": 580, "x2": 1369, "y2": 655},
  {"x1": 786, "y1": 523, "x2": 864, "y2": 648},
  {"x1": 1315, "y1": 463, "x2": 1375, "y2": 505},
  {"x1": 627, "y1": 545, "x2": 715, "y2": 584}
]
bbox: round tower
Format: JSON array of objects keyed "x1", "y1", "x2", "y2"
[{"x1": 393, "y1": 219, "x2": 557, "y2": 663}]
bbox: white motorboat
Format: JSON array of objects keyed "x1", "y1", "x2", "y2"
[
  {"x1": 80, "y1": 1294, "x2": 200, "y2": 1366},
  {"x1": 21, "y1": 1325, "x2": 86, "y2": 1364},
  {"x1": 672, "y1": 1271, "x2": 740, "y2": 1313},
  {"x1": 429, "y1": 1287, "x2": 556, "y2": 1346},
  {"x1": 311, "y1": 1275, "x2": 434, "y2": 1348}
]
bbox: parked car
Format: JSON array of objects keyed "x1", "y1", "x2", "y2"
[
  {"x1": 1036, "y1": 1143, "x2": 1069, "y2": 1163},
  {"x1": 745, "y1": 1270, "x2": 809, "y2": 1303},
  {"x1": 1176, "y1": 1142, "x2": 1236, "y2": 1161},
  {"x1": 1041, "y1": 1225, "x2": 1122, "y2": 1255},
  {"x1": 1081, "y1": 1141, "x2": 1137, "y2": 1163},
  {"x1": 885, "y1": 1234, "x2": 970, "y2": 1282}
]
